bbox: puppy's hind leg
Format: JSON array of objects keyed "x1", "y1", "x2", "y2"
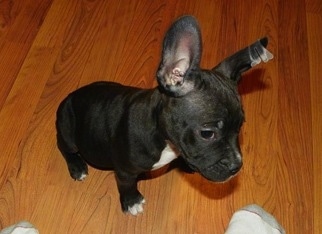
[{"x1": 56, "y1": 98, "x2": 88, "y2": 181}]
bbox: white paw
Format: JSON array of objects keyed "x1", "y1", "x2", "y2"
[
  {"x1": 128, "y1": 199, "x2": 146, "y2": 215},
  {"x1": 77, "y1": 172, "x2": 87, "y2": 181}
]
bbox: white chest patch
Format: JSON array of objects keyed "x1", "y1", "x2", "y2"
[{"x1": 152, "y1": 142, "x2": 179, "y2": 170}]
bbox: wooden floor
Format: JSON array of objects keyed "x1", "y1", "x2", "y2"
[{"x1": 0, "y1": 0, "x2": 321, "y2": 233}]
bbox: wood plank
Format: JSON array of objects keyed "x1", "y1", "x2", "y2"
[
  {"x1": 306, "y1": 8, "x2": 322, "y2": 233},
  {"x1": 277, "y1": 0, "x2": 313, "y2": 232},
  {"x1": 0, "y1": 0, "x2": 53, "y2": 108}
]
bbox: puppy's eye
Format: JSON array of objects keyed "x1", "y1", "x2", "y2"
[{"x1": 200, "y1": 130, "x2": 216, "y2": 140}]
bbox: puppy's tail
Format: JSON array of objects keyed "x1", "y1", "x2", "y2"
[{"x1": 213, "y1": 37, "x2": 274, "y2": 82}]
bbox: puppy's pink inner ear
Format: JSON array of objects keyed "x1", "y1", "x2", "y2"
[
  {"x1": 169, "y1": 67, "x2": 184, "y2": 85},
  {"x1": 163, "y1": 56, "x2": 190, "y2": 86}
]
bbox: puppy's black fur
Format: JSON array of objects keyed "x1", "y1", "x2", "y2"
[{"x1": 56, "y1": 16, "x2": 273, "y2": 215}]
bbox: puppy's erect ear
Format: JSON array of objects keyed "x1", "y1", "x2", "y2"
[
  {"x1": 157, "y1": 16, "x2": 202, "y2": 96},
  {"x1": 213, "y1": 38, "x2": 274, "y2": 83}
]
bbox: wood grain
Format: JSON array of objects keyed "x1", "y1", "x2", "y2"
[
  {"x1": 306, "y1": 0, "x2": 322, "y2": 231},
  {"x1": 0, "y1": 0, "x2": 53, "y2": 109},
  {"x1": 0, "y1": 0, "x2": 319, "y2": 233}
]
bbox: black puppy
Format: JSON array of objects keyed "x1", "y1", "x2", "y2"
[{"x1": 56, "y1": 16, "x2": 273, "y2": 215}]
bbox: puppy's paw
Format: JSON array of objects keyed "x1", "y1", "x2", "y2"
[
  {"x1": 121, "y1": 193, "x2": 146, "y2": 216},
  {"x1": 75, "y1": 171, "x2": 88, "y2": 181},
  {"x1": 66, "y1": 154, "x2": 88, "y2": 181},
  {"x1": 127, "y1": 198, "x2": 146, "y2": 215}
]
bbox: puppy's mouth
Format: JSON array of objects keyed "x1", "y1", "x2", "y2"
[
  {"x1": 202, "y1": 164, "x2": 237, "y2": 182},
  {"x1": 183, "y1": 158, "x2": 241, "y2": 182},
  {"x1": 173, "y1": 144, "x2": 242, "y2": 182}
]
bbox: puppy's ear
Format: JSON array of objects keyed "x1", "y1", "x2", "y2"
[
  {"x1": 212, "y1": 38, "x2": 273, "y2": 83},
  {"x1": 157, "y1": 16, "x2": 202, "y2": 96}
]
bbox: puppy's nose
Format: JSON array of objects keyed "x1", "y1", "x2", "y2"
[
  {"x1": 229, "y1": 162, "x2": 243, "y2": 175},
  {"x1": 219, "y1": 159, "x2": 242, "y2": 175}
]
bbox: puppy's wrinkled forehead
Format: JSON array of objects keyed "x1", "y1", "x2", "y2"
[
  {"x1": 160, "y1": 70, "x2": 244, "y2": 135},
  {"x1": 185, "y1": 70, "x2": 243, "y2": 117}
]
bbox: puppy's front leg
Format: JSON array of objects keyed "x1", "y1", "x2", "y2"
[{"x1": 115, "y1": 172, "x2": 145, "y2": 215}]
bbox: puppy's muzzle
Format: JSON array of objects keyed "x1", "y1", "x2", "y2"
[
  {"x1": 196, "y1": 153, "x2": 243, "y2": 182},
  {"x1": 217, "y1": 157, "x2": 243, "y2": 176}
]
